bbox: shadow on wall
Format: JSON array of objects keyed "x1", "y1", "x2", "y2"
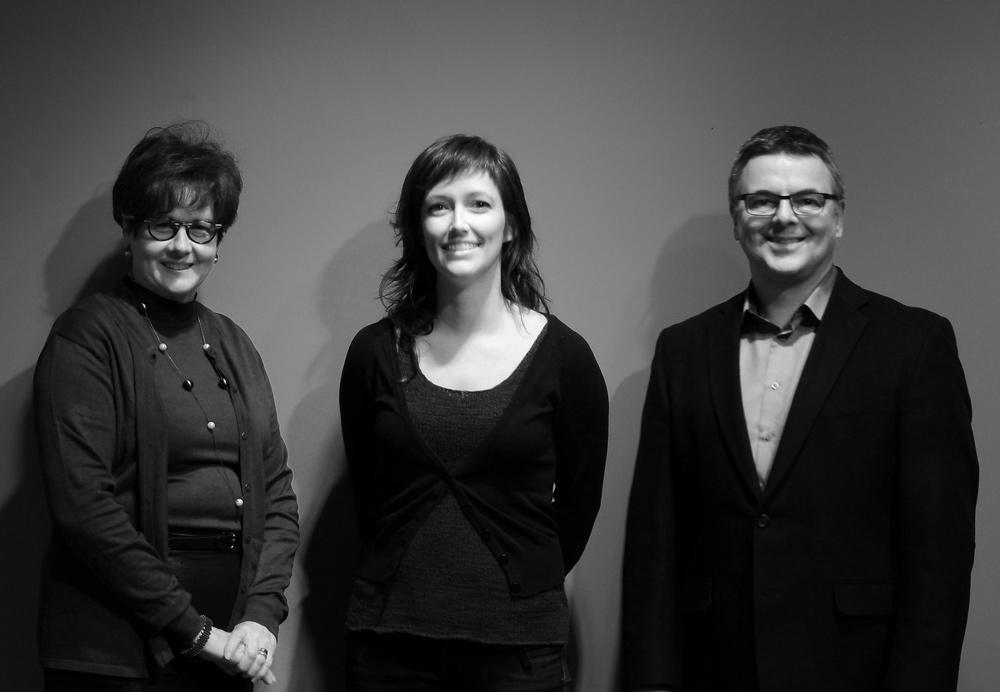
[
  {"x1": 0, "y1": 189, "x2": 126, "y2": 688},
  {"x1": 602, "y1": 212, "x2": 743, "y2": 692},
  {"x1": 285, "y1": 220, "x2": 395, "y2": 691},
  {"x1": 0, "y1": 368, "x2": 46, "y2": 691},
  {"x1": 43, "y1": 189, "x2": 125, "y2": 316},
  {"x1": 637, "y1": 212, "x2": 745, "y2": 350}
]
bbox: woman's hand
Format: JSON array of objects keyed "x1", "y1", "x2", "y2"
[
  {"x1": 223, "y1": 620, "x2": 278, "y2": 684},
  {"x1": 198, "y1": 626, "x2": 277, "y2": 684}
]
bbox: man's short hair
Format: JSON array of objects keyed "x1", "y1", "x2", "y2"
[{"x1": 728, "y1": 125, "x2": 845, "y2": 216}]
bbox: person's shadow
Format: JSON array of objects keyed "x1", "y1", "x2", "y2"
[
  {"x1": 607, "y1": 212, "x2": 743, "y2": 691},
  {"x1": 284, "y1": 220, "x2": 395, "y2": 691},
  {"x1": 0, "y1": 188, "x2": 124, "y2": 689}
]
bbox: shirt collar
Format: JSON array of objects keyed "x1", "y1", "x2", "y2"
[{"x1": 741, "y1": 266, "x2": 838, "y2": 333}]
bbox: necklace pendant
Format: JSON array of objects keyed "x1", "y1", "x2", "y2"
[{"x1": 183, "y1": 379, "x2": 194, "y2": 391}]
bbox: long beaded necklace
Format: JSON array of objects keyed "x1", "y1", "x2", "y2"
[{"x1": 138, "y1": 300, "x2": 243, "y2": 517}]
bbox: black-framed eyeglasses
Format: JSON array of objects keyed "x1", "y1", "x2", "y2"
[
  {"x1": 738, "y1": 192, "x2": 842, "y2": 217},
  {"x1": 138, "y1": 217, "x2": 223, "y2": 244}
]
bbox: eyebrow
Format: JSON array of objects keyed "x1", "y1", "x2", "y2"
[{"x1": 745, "y1": 188, "x2": 826, "y2": 195}]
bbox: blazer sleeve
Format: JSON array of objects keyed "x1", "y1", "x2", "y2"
[
  {"x1": 33, "y1": 315, "x2": 201, "y2": 646},
  {"x1": 239, "y1": 347, "x2": 300, "y2": 636},
  {"x1": 885, "y1": 317, "x2": 979, "y2": 691},
  {"x1": 622, "y1": 330, "x2": 682, "y2": 690},
  {"x1": 552, "y1": 325, "x2": 609, "y2": 573}
]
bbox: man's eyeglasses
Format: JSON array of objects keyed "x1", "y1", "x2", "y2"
[
  {"x1": 737, "y1": 192, "x2": 842, "y2": 217},
  {"x1": 139, "y1": 217, "x2": 224, "y2": 244}
]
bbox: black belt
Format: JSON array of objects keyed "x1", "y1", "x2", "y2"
[{"x1": 168, "y1": 530, "x2": 242, "y2": 553}]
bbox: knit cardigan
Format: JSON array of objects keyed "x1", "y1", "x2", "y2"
[
  {"x1": 339, "y1": 316, "x2": 609, "y2": 603},
  {"x1": 34, "y1": 278, "x2": 299, "y2": 677}
]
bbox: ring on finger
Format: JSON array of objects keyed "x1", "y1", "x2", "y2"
[{"x1": 257, "y1": 647, "x2": 269, "y2": 658}]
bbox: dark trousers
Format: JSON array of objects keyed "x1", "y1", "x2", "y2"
[
  {"x1": 45, "y1": 550, "x2": 249, "y2": 692},
  {"x1": 347, "y1": 630, "x2": 571, "y2": 692}
]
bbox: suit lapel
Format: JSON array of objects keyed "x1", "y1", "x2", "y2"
[
  {"x1": 708, "y1": 293, "x2": 762, "y2": 501},
  {"x1": 761, "y1": 271, "x2": 869, "y2": 503}
]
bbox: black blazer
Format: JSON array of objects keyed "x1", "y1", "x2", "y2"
[{"x1": 622, "y1": 270, "x2": 978, "y2": 692}]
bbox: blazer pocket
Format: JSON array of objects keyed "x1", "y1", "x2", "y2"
[
  {"x1": 680, "y1": 580, "x2": 712, "y2": 613},
  {"x1": 834, "y1": 582, "x2": 894, "y2": 616}
]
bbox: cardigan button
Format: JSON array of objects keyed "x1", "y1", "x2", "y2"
[
  {"x1": 234, "y1": 497, "x2": 244, "y2": 508},
  {"x1": 756, "y1": 513, "x2": 770, "y2": 529},
  {"x1": 510, "y1": 581, "x2": 521, "y2": 594},
  {"x1": 497, "y1": 553, "x2": 509, "y2": 564},
  {"x1": 241, "y1": 431, "x2": 248, "y2": 440}
]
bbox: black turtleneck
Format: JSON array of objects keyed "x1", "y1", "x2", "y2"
[{"x1": 127, "y1": 278, "x2": 242, "y2": 531}]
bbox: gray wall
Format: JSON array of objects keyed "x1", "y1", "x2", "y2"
[{"x1": 2, "y1": 2, "x2": 997, "y2": 689}]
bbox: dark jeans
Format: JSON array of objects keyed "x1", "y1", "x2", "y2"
[{"x1": 347, "y1": 630, "x2": 572, "y2": 691}]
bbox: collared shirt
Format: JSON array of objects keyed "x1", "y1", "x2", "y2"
[{"x1": 739, "y1": 269, "x2": 836, "y2": 488}]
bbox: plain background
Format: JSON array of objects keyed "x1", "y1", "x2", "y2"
[{"x1": 1, "y1": 2, "x2": 997, "y2": 690}]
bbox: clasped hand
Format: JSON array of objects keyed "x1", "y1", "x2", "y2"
[{"x1": 198, "y1": 620, "x2": 278, "y2": 685}]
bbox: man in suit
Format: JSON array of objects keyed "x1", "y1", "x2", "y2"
[{"x1": 622, "y1": 125, "x2": 978, "y2": 692}]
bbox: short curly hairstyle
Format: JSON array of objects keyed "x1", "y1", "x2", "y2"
[{"x1": 112, "y1": 121, "x2": 242, "y2": 238}]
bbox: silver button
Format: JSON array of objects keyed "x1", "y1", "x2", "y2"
[{"x1": 234, "y1": 497, "x2": 244, "y2": 508}]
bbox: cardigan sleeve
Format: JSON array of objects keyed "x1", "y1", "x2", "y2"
[
  {"x1": 238, "y1": 345, "x2": 300, "y2": 636},
  {"x1": 34, "y1": 310, "x2": 201, "y2": 646},
  {"x1": 339, "y1": 324, "x2": 382, "y2": 540},
  {"x1": 552, "y1": 323, "x2": 609, "y2": 573}
]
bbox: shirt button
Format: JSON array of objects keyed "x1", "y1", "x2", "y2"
[
  {"x1": 234, "y1": 498, "x2": 244, "y2": 508},
  {"x1": 762, "y1": 432, "x2": 774, "y2": 442},
  {"x1": 240, "y1": 431, "x2": 248, "y2": 440},
  {"x1": 769, "y1": 382, "x2": 779, "y2": 390},
  {"x1": 207, "y1": 421, "x2": 216, "y2": 431},
  {"x1": 756, "y1": 513, "x2": 770, "y2": 529}
]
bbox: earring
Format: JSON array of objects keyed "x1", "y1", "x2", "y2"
[{"x1": 214, "y1": 256, "x2": 219, "y2": 264}]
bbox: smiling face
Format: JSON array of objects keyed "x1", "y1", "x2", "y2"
[
  {"x1": 422, "y1": 170, "x2": 511, "y2": 290},
  {"x1": 127, "y1": 205, "x2": 218, "y2": 303},
  {"x1": 733, "y1": 153, "x2": 844, "y2": 292}
]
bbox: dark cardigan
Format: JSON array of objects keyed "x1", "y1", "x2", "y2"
[
  {"x1": 34, "y1": 278, "x2": 299, "y2": 677},
  {"x1": 339, "y1": 316, "x2": 609, "y2": 602}
]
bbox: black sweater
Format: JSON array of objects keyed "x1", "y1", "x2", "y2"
[{"x1": 339, "y1": 316, "x2": 609, "y2": 601}]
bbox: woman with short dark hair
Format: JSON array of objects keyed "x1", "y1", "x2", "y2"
[
  {"x1": 340, "y1": 134, "x2": 609, "y2": 691},
  {"x1": 35, "y1": 122, "x2": 298, "y2": 691}
]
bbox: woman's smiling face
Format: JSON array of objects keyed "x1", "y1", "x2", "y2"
[
  {"x1": 128, "y1": 204, "x2": 218, "y2": 303},
  {"x1": 422, "y1": 170, "x2": 511, "y2": 289}
]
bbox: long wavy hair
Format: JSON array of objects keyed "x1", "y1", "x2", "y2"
[{"x1": 380, "y1": 134, "x2": 548, "y2": 347}]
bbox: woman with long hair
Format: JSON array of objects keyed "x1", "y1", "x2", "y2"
[{"x1": 340, "y1": 134, "x2": 608, "y2": 691}]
